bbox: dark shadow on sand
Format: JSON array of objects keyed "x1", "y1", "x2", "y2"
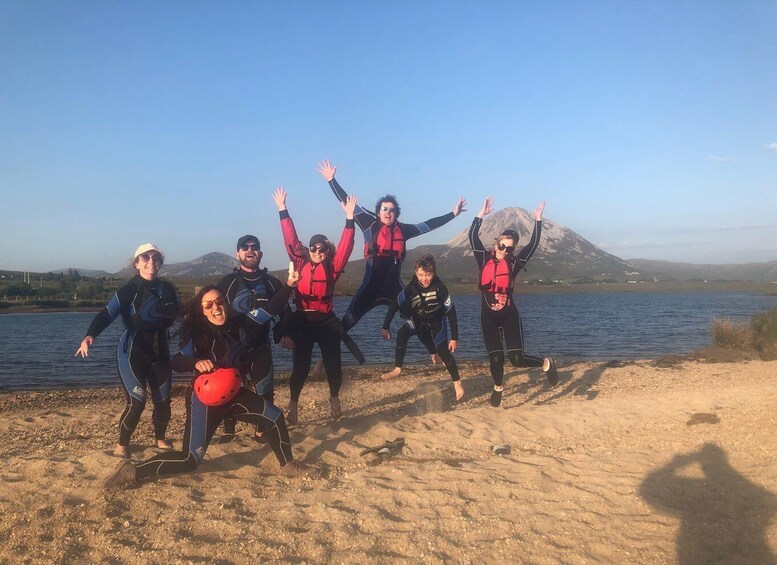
[{"x1": 639, "y1": 443, "x2": 777, "y2": 564}]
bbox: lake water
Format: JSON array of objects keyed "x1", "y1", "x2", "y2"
[{"x1": 1, "y1": 291, "x2": 775, "y2": 391}]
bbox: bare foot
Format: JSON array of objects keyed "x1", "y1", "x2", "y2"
[
  {"x1": 431, "y1": 354, "x2": 440, "y2": 365},
  {"x1": 113, "y1": 444, "x2": 128, "y2": 458},
  {"x1": 287, "y1": 400, "x2": 299, "y2": 425},
  {"x1": 156, "y1": 439, "x2": 173, "y2": 450},
  {"x1": 330, "y1": 396, "x2": 342, "y2": 420},
  {"x1": 381, "y1": 367, "x2": 402, "y2": 380},
  {"x1": 453, "y1": 381, "x2": 464, "y2": 401},
  {"x1": 311, "y1": 359, "x2": 325, "y2": 380}
]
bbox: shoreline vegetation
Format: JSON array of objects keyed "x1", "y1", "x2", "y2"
[
  {"x1": 3, "y1": 356, "x2": 776, "y2": 562},
  {"x1": 2, "y1": 280, "x2": 776, "y2": 315}
]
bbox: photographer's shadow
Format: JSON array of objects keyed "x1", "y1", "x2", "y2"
[{"x1": 640, "y1": 443, "x2": 777, "y2": 564}]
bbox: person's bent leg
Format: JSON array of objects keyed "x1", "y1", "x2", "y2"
[
  {"x1": 288, "y1": 329, "x2": 314, "y2": 424},
  {"x1": 231, "y1": 389, "x2": 295, "y2": 466}
]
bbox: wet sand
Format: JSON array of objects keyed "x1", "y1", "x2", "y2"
[{"x1": 1, "y1": 356, "x2": 776, "y2": 564}]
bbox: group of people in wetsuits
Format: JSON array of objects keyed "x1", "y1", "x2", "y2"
[{"x1": 76, "y1": 161, "x2": 557, "y2": 488}]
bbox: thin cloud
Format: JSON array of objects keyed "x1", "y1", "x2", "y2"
[
  {"x1": 768, "y1": 142, "x2": 777, "y2": 152},
  {"x1": 706, "y1": 154, "x2": 734, "y2": 163}
]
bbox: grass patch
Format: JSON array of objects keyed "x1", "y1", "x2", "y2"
[
  {"x1": 711, "y1": 318, "x2": 752, "y2": 349},
  {"x1": 751, "y1": 307, "x2": 777, "y2": 360},
  {"x1": 711, "y1": 307, "x2": 777, "y2": 360}
]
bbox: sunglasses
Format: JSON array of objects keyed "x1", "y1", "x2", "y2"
[
  {"x1": 139, "y1": 253, "x2": 163, "y2": 263},
  {"x1": 497, "y1": 243, "x2": 515, "y2": 253},
  {"x1": 380, "y1": 206, "x2": 396, "y2": 213},
  {"x1": 240, "y1": 243, "x2": 260, "y2": 251},
  {"x1": 202, "y1": 297, "x2": 225, "y2": 310},
  {"x1": 310, "y1": 244, "x2": 327, "y2": 253}
]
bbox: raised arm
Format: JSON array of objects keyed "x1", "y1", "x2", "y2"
[
  {"x1": 468, "y1": 197, "x2": 493, "y2": 271},
  {"x1": 513, "y1": 201, "x2": 544, "y2": 275},
  {"x1": 317, "y1": 160, "x2": 375, "y2": 230},
  {"x1": 331, "y1": 195, "x2": 357, "y2": 279},
  {"x1": 274, "y1": 186, "x2": 307, "y2": 271}
]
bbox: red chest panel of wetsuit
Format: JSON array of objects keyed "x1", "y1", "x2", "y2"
[
  {"x1": 479, "y1": 256, "x2": 514, "y2": 294},
  {"x1": 297, "y1": 261, "x2": 334, "y2": 313},
  {"x1": 366, "y1": 223, "x2": 406, "y2": 260}
]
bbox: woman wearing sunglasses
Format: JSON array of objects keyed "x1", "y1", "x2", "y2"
[
  {"x1": 272, "y1": 186, "x2": 357, "y2": 423},
  {"x1": 75, "y1": 243, "x2": 180, "y2": 458},
  {"x1": 103, "y1": 276, "x2": 305, "y2": 487},
  {"x1": 469, "y1": 197, "x2": 558, "y2": 408}
]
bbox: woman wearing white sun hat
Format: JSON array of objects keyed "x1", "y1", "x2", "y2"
[{"x1": 75, "y1": 243, "x2": 180, "y2": 458}]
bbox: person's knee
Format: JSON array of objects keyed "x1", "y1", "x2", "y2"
[{"x1": 489, "y1": 351, "x2": 505, "y2": 368}]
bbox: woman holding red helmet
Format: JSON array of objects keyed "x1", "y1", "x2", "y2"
[{"x1": 103, "y1": 273, "x2": 305, "y2": 488}]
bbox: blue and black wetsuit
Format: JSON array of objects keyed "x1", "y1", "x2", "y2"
[
  {"x1": 327, "y1": 177, "x2": 456, "y2": 330},
  {"x1": 84, "y1": 275, "x2": 179, "y2": 447},
  {"x1": 217, "y1": 268, "x2": 290, "y2": 403},
  {"x1": 468, "y1": 216, "x2": 544, "y2": 386},
  {"x1": 383, "y1": 276, "x2": 460, "y2": 382},
  {"x1": 134, "y1": 285, "x2": 296, "y2": 481}
]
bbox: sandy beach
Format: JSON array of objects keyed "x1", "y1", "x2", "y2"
[{"x1": 1, "y1": 354, "x2": 776, "y2": 564}]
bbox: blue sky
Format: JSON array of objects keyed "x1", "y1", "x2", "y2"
[{"x1": 2, "y1": 1, "x2": 776, "y2": 272}]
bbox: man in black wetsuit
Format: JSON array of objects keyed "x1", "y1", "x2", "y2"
[
  {"x1": 216, "y1": 235, "x2": 292, "y2": 440},
  {"x1": 317, "y1": 160, "x2": 466, "y2": 333}
]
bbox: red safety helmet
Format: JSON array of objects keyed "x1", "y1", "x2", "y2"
[{"x1": 193, "y1": 367, "x2": 242, "y2": 406}]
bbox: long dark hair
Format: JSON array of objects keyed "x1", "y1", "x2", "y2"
[{"x1": 177, "y1": 285, "x2": 222, "y2": 354}]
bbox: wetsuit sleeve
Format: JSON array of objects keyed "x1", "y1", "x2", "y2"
[
  {"x1": 439, "y1": 282, "x2": 458, "y2": 341},
  {"x1": 171, "y1": 340, "x2": 199, "y2": 373},
  {"x1": 266, "y1": 273, "x2": 293, "y2": 322},
  {"x1": 328, "y1": 178, "x2": 375, "y2": 231},
  {"x1": 244, "y1": 284, "x2": 294, "y2": 327},
  {"x1": 85, "y1": 284, "x2": 131, "y2": 338},
  {"x1": 468, "y1": 217, "x2": 487, "y2": 270},
  {"x1": 279, "y1": 210, "x2": 307, "y2": 273},
  {"x1": 400, "y1": 211, "x2": 456, "y2": 241},
  {"x1": 382, "y1": 293, "x2": 403, "y2": 330},
  {"x1": 331, "y1": 219, "x2": 356, "y2": 281},
  {"x1": 513, "y1": 220, "x2": 542, "y2": 276}
]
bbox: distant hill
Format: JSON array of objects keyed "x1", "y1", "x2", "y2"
[
  {"x1": 625, "y1": 258, "x2": 777, "y2": 283},
  {"x1": 327, "y1": 208, "x2": 643, "y2": 291},
  {"x1": 31, "y1": 210, "x2": 776, "y2": 285},
  {"x1": 49, "y1": 268, "x2": 110, "y2": 278},
  {"x1": 113, "y1": 252, "x2": 239, "y2": 278}
]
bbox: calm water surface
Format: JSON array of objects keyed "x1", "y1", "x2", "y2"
[{"x1": 1, "y1": 291, "x2": 775, "y2": 391}]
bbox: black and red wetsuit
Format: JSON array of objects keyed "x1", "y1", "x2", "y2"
[
  {"x1": 468, "y1": 216, "x2": 544, "y2": 386},
  {"x1": 327, "y1": 177, "x2": 456, "y2": 330},
  {"x1": 279, "y1": 208, "x2": 355, "y2": 401},
  {"x1": 383, "y1": 275, "x2": 460, "y2": 381}
]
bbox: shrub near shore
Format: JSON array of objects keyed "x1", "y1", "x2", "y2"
[{"x1": 712, "y1": 307, "x2": 777, "y2": 360}]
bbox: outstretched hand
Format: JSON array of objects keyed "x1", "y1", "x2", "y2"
[
  {"x1": 448, "y1": 339, "x2": 458, "y2": 353},
  {"x1": 317, "y1": 160, "x2": 337, "y2": 181},
  {"x1": 75, "y1": 336, "x2": 94, "y2": 358},
  {"x1": 453, "y1": 197, "x2": 467, "y2": 217},
  {"x1": 477, "y1": 196, "x2": 494, "y2": 219},
  {"x1": 341, "y1": 194, "x2": 357, "y2": 219},
  {"x1": 272, "y1": 186, "x2": 287, "y2": 211},
  {"x1": 381, "y1": 328, "x2": 392, "y2": 340},
  {"x1": 534, "y1": 201, "x2": 545, "y2": 221}
]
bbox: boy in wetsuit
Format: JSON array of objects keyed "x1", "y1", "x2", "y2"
[{"x1": 381, "y1": 254, "x2": 464, "y2": 401}]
